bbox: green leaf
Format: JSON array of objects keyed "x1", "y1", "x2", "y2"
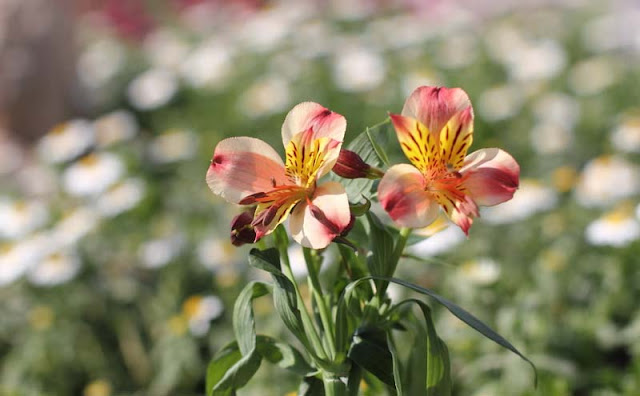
[
  {"x1": 344, "y1": 276, "x2": 537, "y2": 384},
  {"x1": 233, "y1": 281, "x2": 270, "y2": 355},
  {"x1": 331, "y1": 120, "x2": 391, "y2": 201},
  {"x1": 391, "y1": 300, "x2": 451, "y2": 396},
  {"x1": 248, "y1": 248, "x2": 312, "y2": 354},
  {"x1": 347, "y1": 327, "x2": 395, "y2": 388},
  {"x1": 206, "y1": 341, "x2": 262, "y2": 396},
  {"x1": 387, "y1": 333, "x2": 404, "y2": 396},
  {"x1": 365, "y1": 212, "x2": 395, "y2": 278},
  {"x1": 256, "y1": 335, "x2": 315, "y2": 377}
]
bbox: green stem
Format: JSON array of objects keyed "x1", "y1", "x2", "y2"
[
  {"x1": 322, "y1": 371, "x2": 347, "y2": 396},
  {"x1": 377, "y1": 227, "x2": 412, "y2": 301},
  {"x1": 303, "y1": 248, "x2": 337, "y2": 360},
  {"x1": 278, "y1": 243, "x2": 328, "y2": 361}
]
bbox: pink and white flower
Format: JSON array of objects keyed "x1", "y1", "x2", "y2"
[
  {"x1": 206, "y1": 102, "x2": 351, "y2": 249},
  {"x1": 378, "y1": 86, "x2": 520, "y2": 234}
]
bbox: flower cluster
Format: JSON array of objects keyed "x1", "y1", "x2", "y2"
[{"x1": 207, "y1": 86, "x2": 520, "y2": 247}]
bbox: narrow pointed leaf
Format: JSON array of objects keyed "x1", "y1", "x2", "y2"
[
  {"x1": 206, "y1": 341, "x2": 262, "y2": 396},
  {"x1": 348, "y1": 327, "x2": 395, "y2": 388},
  {"x1": 256, "y1": 335, "x2": 315, "y2": 376}
]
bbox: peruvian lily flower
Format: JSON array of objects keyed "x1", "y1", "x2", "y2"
[
  {"x1": 206, "y1": 102, "x2": 351, "y2": 249},
  {"x1": 378, "y1": 86, "x2": 520, "y2": 234}
]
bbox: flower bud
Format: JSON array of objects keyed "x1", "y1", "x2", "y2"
[
  {"x1": 230, "y1": 211, "x2": 257, "y2": 246},
  {"x1": 333, "y1": 149, "x2": 382, "y2": 179}
]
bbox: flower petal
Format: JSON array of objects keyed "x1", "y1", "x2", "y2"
[
  {"x1": 206, "y1": 137, "x2": 287, "y2": 203},
  {"x1": 290, "y1": 181, "x2": 350, "y2": 249},
  {"x1": 285, "y1": 129, "x2": 342, "y2": 186},
  {"x1": 439, "y1": 107, "x2": 474, "y2": 170},
  {"x1": 281, "y1": 102, "x2": 346, "y2": 148},
  {"x1": 378, "y1": 164, "x2": 439, "y2": 228},
  {"x1": 402, "y1": 86, "x2": 472, "y2": 140},
  {"x1": 389, "y1": 114, "x2": 438, "y2": 174},
  {"x1": 433, "y1": 190, "x2": 478, "y2": 235},
  {"x1": 460, "y1": 148, "x2": 520, "y2": 206}
]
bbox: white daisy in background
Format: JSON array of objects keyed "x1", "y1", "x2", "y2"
[
  {"x1": 182, "y1": 295, "x2": 224, "y2": 336},
  {"x1": 237, "y1": 75, "x2": 292, "y2": 119},
  {"x1": 332, "y1": 46, "x2": 386, "y2": 92},
  {"x1": 51, "y1": 207, "x2": 101, "y2": 247},
  {"x1": 532, "y1": 92, "x2": 581, "y2": 129},
  {"x1": 568, "y1": 56, "x2": 619, "y2": 96},
  {"x1": 611, "y1": 115, "x2": 640, "y2": 153},
  {"x1": 585, "y1": 203, "x2": 640, "y2": 247},
  {"x1": 0, "y1": 198, "x2": 49, "y2": 239},
  {"x1": 505, "y1": 39, "x2": 566, "y2": 82},
  {"x1": 0, "y1": 233, "x2": 53, "y2": 287},
  {"x1": 179, "y1": 38, "x2": 233, "y2": 90},
  {"x1": 138, "y1": 234, "x2": 185, "y2": 269},
  {"x1": 483, "y1": 180, "x2": 558, "y2": 224},
  {"x1": 148, "y1": 129, "x2": 198, "y2": 164},
  {"x1": 196, "y1": 234, "x2": 238, "y2": 271},
  {"x1": 62, "y1": 153, "x2": 124, "y2": 197},
  {"x1": 95, "y1": 178, "x2": 146, "y2": 218},
  {"x1": 93, "y1": 110, "x2": 138, "y2": 148},
  {"x1": 143, "y1": 28, "x2": 190, "y2": 70},
  {"x1": 0, "y1": 135, "x2": 23, "y2": 175},
  {"x1": 27, "y1": 250, "x2": 81, "y2": 287},
  {"x1": 77, "y1": 38, "x2": 126, "y2": 91},
  {"x1": 408, "y1": 224, "x2": 466, "y2": 257},
  {"x1": 574, "y1": 155, "x2": 640, "y2": 208},
  {"x1": 529, "y1": 121, "x2": 574, "y2": 155},
  {"x1": 37, "y1": 120, "x2": 95, "y2": 164},
  {"x1": 477, "y1": 84, "x2": 524, "y2": 122},
  {"x1": 287, "y1": 244, "x2": 308, "y2": 278},
  {"x1": 127, "y1": 68, "x2": 178, "y2": 111},
  {"x1": 458, "y1": 258, "x2": 501, "y2": 286}
]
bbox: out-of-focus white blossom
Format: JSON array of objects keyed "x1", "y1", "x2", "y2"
[
  {"x1": 62, "y1": 153, "x2": 124, "y2": 197},
  {"x1": 138, "y1": 234, "x2": 184, "y2": 269},
  {"x1": 568, "y1": 57, "x2": 618, "y2": 96},
  {"x1": 530, "y1": 122, "x2": 573, "y2": 155},
  {"x1": 94, "y1": 110, "x2": 138, "y2": 148},
  {"x1": 585, "y1": 204, "x2": 640, "y2": 247},
  {"x1": 458, "y1": 257, "x2": 501, "y2": 286},
  {"x1": 37, "y1": 120, "x2": 95, "y2": 164},
  {"x1": 148, "y1": 129, "x2": 198, "y2": 164},
  {"x1": 127, "y1": 68, "x2": 178, "y2": 111},
  {"x1": 196, "y1": 235, "x2": 238, "y2": 271},
  {"x1": 332, "y1": 47, "x2": 386, "y2": 92},
  {"x1": 0, "y1": 198, "x2": 48, "y2": 239},
  {"x1": 532, "y1": 92, "x2": 580, "y2": 129},
  {"x1": 143, "y1": 29, "x2": 190, "y2": 70},
  {"x1": 611, "y1": 115, "x2": 640, "y2": 153},
  {"x1": 180, "y1": 39, "x2": 232, "y2": 90},
  {"x1": 27, "y1": 250, "x2": 81, "y2": 287},
  {"x1": 238, "y1": 76, "x2": 291, "y2": 118},
  {"x1": 183, "y1": 295, "x2": 224, "y2": 336},
  {"x1": 477, "y1": 84, "x2": 524, "y2": 121},
  {"x1": 575, "y1": 156, "x2": 640, "y2": 208},
  {"x1": 408, "y1": 224, "x2": 466, "y2": 257},
  {"x1": 51, "y1": 208, "x2": 101, "y2": 247},
  {"x1": 78, "y1": 38, "x2": 126, "y2": 90},
  {"x1": 483, "y1": 180, "x2": 558, "y2": 224},
  {"x1": 0, "y1": 233, "x2": 53, "y2": 286},
  {"x1": 95, "y1": 178, "x2": 145, "y2": 217}
]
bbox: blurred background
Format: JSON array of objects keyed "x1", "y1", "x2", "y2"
[{"x1": 1, "y1": 0, "x2": 640, "y2": 395}]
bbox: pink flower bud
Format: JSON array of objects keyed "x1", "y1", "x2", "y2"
[{"x1": 333, "y1": 150, "x2": 382, "y2": 179}]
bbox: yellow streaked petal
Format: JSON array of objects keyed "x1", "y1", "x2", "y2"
[
  {"x1": 285, "y1": 129, "x2": 340, "y2": 187},
  {"x1": 390, "y1": 113, "x2": 438, "y2": 174},
  {"x1": 439, "y1": 107, "x2": 474, "y2": 171}
]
